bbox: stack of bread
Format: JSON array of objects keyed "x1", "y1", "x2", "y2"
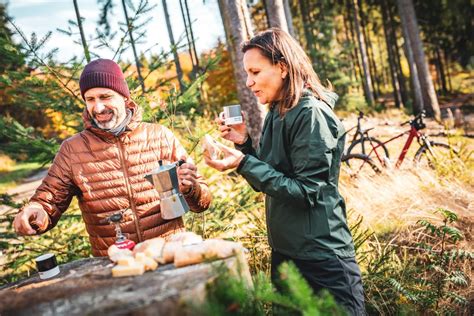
[{"x1": 108, "y1": 232, "x2": 245, "y2": 277}]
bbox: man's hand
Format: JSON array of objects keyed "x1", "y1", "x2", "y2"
[
  {"x1": 216, "y1": 111, "x2": 249, "y2": 145},
  {"x1": 177, "y1": 156, "x2": 198, "y2": 194},
  {"x1": 204, "y1": 140, "x2": 245, "y2": 172},
  {"x1": 13, "y1": 204, "x2": 49, "y2": 236}
]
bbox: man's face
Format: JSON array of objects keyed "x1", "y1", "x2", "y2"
[{"x1": 84, "y1": 87, "x2": 127, "y2": 130}]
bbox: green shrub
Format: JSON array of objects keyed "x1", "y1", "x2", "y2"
[{"x1": 193, "y1": 261, "x2": 345, "y2": 316}]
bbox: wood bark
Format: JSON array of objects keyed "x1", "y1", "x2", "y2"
[
  {"x1": 163, "y1": 0, "x2": 185, "y2": 92},
  {"x1": 380, "y1": 0, "x2": 403, "y2": 108},
  {"x1": 345, "y1": 0, "x2": 363, "y2": 86},
  {"x1": 73, "y1": 0, "x2": 90, "y2": 63},
  {"x1": 184, "y1": 0, "x2": 200, "y2": 74},
  {"x1": 342, "y1": 11, "x2": 357, "y2": 82},
  {"x1": 351, "y1": 0, "x2": 375, "y2": 105},
  {"x1": 376, "y1": 30, "x2": 389, "y2": 91},
  {"x1": 397, "y1": 0, "x2": 423, "y2": 114},
  {"x1": 299, "y1": 0, "x2": 318, "y2": 65},
  {"x1": 265, "y1": 0, "x2": 289, "y2": 33},
  {"x1": 218, "y1": 0, "x2": 264, "y2": 145},
  {"x1": 397, "y1": 0, "x2": 440, "y2": 119},
  {"x1": 359, "y1": 0, "x2": 379, "y2": 98},
  {"x1": 443, "y1": 49, "x2": 452, "y2": 92},
  {"x1": 435, "y1": 48, "x2": 447, "y2": 95},
  {"x1": 0, "y1": 256, "x2": 251, "y2": 316},
  {"x1": 387, "y1": 3, "x2": 409, "y2": 107},
  {"x1": 179, "y1": 0, "x2": 197, "y2": 75},
  {"x1": 282, "y1": 0, "x2": 295, "y2": 37},
  {"x1": 121, "y1": 0, "x2": 145, "y2": 94}
]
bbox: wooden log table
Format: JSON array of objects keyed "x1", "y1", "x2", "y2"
[{"x1": 0, "y1": 255, "x2": 251, "y2": 315}]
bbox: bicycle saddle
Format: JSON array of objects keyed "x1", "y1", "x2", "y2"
[{"x1": 361, "y1": 127, "x2": 375, "y2": 134}]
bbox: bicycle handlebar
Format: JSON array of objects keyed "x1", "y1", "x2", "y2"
[{"x1": 401, "y1": 110, "x2": 426, "y2": 129}]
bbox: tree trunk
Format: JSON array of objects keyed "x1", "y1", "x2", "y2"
[
  {"x1": 73, "y1": 0, "x2": 90, "y2": 63},
  {"x1": 282, "y1": 0, "x2": 295, "y2": 37},
  {"x1": 351, "y1": 0, "x2": 375, "y2": 106},
  {"x1": 162, "y1": 0, "x2": 185, "y2": 92},
  {"x1": 264, "y1": 0, "x2": 289, "y2": 33},
  {"x1": 376, "y1": 30, "x2": 389, "y2": 91},
  {"x1": 0, "y1": 256, "x2": 251, "y2": 315},
  {"x1": 184, "y1": 0, "x2": 200, "y2": 75},
  {"x1": 443, "y1": 49, "x2": 452, "y2": 92},
  {"x1": 397, "y1": 0, "x2": 423, "y2": 114},
  {"x1": 345, "y1": 0, "x2": 362, "y2": 87},
  {"x1": 358, "y1": 0, "x2": 379, "y2": 99},
  {"x1": 435, "y1": 47, "x2": 447, "y2": 95},
  {"x1": 380, "y1": 0, "x2": 402, "y2": 108},
  {"x1": 179, "y1": 0, "x2": 196, "y2": 76},
  {"x1": 121, "y1": 0, "x2": 145, "y2": 94},
  {"x1": 342, "y1": 11, "x2": 357, "y2": 82},
  {"x1": 299, "y1": 0, "x2": 316, "y2": 62},
  {"x1": 387, "y1": 3, "x2": 409, "y2": 107},
  {"x1": 397, "y1": 0, "x2": 440, "y2": 119},
  {"x1": 218, "y1": 0, "x2": 264, "y2": 146}
]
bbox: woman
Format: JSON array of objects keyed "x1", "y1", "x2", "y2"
[{"x1": 204, "y1": 28, "x2": 365, "y2": 315}]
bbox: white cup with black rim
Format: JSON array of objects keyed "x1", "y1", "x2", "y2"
[{"x1": 220, "y1": 104, "x2": 243, "y2": 125}]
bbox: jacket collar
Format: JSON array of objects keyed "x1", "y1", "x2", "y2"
[{"x1": 82, "y1": 100, "x2": 142, "y2": 140}]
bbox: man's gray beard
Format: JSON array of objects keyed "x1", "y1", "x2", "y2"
[
  {"x1": 93, "y1": 115, "x2": 119, "y2": 129},
  {"x1": 93, "y1": 111, "x2": 127, "y2": 130}
]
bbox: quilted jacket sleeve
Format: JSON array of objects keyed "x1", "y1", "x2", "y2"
[{"x1": 26, "y1": 140, "x2": 79, "y2": 232}]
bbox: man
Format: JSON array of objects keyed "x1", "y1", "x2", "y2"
[{"x1": 13, "y1": 59, "x2": 211, "y2": 256}]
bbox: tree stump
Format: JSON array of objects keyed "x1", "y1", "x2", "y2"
[{"x1": 0, "y1": 255, "x2": 251, "y2": 315}]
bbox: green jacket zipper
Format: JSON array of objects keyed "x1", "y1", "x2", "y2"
[{"x1": 117, "y1": 138, "x2": 143, "y2": 242}]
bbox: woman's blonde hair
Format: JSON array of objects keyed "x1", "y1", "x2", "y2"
[{"x1": 242, "y1": 28, "x2": 331, "y2": 117}]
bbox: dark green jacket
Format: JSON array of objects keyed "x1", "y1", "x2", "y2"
[{"x1": 236, "y1": 91, "x2": 355, "y2": 260}]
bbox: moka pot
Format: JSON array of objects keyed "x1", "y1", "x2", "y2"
[{"x1": 144, "y1": 160, "x2": 189, "y2": 220}]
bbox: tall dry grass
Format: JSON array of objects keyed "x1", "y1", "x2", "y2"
[{"x1": 340, "y1": 161, "x2": 473, "y2": 247}]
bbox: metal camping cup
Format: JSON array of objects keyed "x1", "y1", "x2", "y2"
[
  {"x1": 35, "y1": 253, "x2": 60, "y2": 279},
  {"x1": 221, "y1": 104, "x2": 243, "y2": 125}
]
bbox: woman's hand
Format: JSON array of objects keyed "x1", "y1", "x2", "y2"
[
  {"x1": 216, "y1": 111, "x2": 248, "y2": 145},
  {"x1": 204, "y1": 140, "x2": 245, "y2": 172}
]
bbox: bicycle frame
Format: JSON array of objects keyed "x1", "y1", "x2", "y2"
[{"x1": 365, "y1": 123, "x2": 424, "y2": 168}]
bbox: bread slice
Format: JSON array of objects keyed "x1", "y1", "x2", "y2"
[
  {"x1": 201, "y1": 134, "x2": 223, "y2": 160},
  {"x1": 135, "y1": 252, "x2": 158, "y2": 271},
  {"x1": 111, "y1": 263, "x2": 145, "y2": 277}
]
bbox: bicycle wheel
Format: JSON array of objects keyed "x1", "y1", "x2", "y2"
[
  {"x1": 341, "y1": 153, "x2": 381, "y2": 177},
  {"x1": 347, "y1": 137, "x2": 390, "y2": 159},
  {"x1": 414, "y1": 141, "x2": 461, "y2": 168}
]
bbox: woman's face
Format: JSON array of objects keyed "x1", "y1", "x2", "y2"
[{"x1": 243, "y1": 48, "x2": 286, "y2": 105}]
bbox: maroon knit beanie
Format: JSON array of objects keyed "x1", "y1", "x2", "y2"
[{"x1": 79, "y1": 59, "x2": 130, "y2": 99}]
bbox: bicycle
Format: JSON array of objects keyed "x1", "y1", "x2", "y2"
[
  {"x1": 340, "y1": 110, "x2": 386, "y2": 177},
  {"x1": 341, "y1": 152, "x2": 381, "y2": 177},
  {"x1": 345, "y1": 110, "x2": 390, "y2": 159},
  {"x1": 344, "y1": 110, "x2": 460, "y2": 173}
]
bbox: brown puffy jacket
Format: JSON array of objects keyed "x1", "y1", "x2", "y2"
[{"x1": 26, "y1": 101, "x2": 211, "y2": 256}]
